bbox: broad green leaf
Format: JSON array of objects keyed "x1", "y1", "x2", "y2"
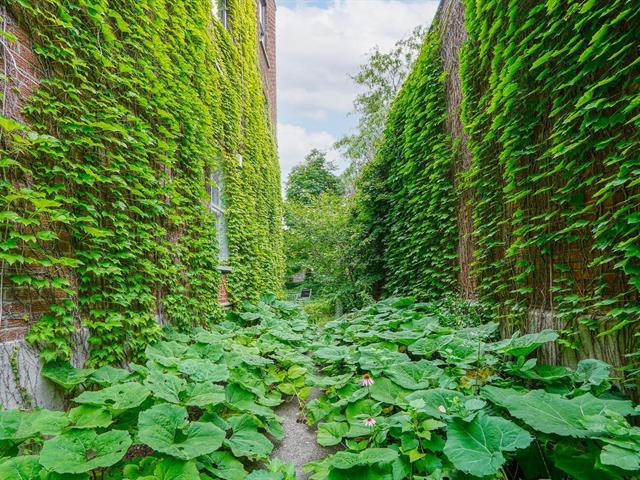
[
  {"x1": 405, "y1": 389, "x2": 465, "y2": 418},
  {"x1": 314, "y1": 346, "x2": 350, "y2": 361},
  {"x1": 178, "y1": 358, "x2": 229, "y2": 383},
  {"x1": 41, "y1": 362, "x2": 94, "y2": 390},
  {"x1": 483, "y1": 386, "x2": 634, "y2": 437},
  {"x1": 492, "y1": 330, "x2": 558, "y2": 357},
  {"x1": 201, "y1": 451, "x2": 248, "y2": 480},
  {"x1": 153, "y1": 458, "x2": 199, "y2": 480},
  {"x1": 0, "y1": 455, "x2": 43, "y2": 479},
  {"x1": 89, "y1": 366, "x2": 131, "y2": 386},
  {"x1": 224, "y1": 414, "x2": 273, "y2": 458},
  {"x1": 384, "y1": 360, "x2": 443, "y2": 390},
  {"x1": 39, "y1": 429, "x2": 131, "y2": 473},
  {"x1": 137, "y1": 404, "x2": 224, "y2": 460},
  {"x1": 183, "y1": 383, "x2": 225, "y2": 407},
  {"x1": 573, "y1": 359, "x2": 611, "y2": 388},
  {"x1": 601, "y1": 444, "x2": 640, "y2": 471},
  {"x1": 68, "y1": 405, "x2": 112, "y2": 429},
  {"x1": 74, "y1": 382, "x2": 151, "y2": 413},
  {"x1": 145, "y1": 342, "x2": 188, "y2": 368},
  {"x1": 317, "y1": 422, "x2": 349, "y2": 446},
  {"x1": 144, "y1": 370, "x2": 186, "y2": 403},
  {"x1": 369, "y1": 377, "x2": 409, "y2": 405},
  {"x1": 443, "y1": 414, "x2": 532, "y2": 477},
  {"x1": 0, "y1": 409, "x2": 69, "y2": 440}
]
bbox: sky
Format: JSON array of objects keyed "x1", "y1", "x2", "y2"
[{"x1": 276, "y1": 0, "x2": 440, "y2": 183}]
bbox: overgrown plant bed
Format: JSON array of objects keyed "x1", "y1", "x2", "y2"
[
  {"x1": 304, "y1": 298, "x2": 640, "y2": 480},
  {"x1": 2, "y1": 297, "x2": 640, "y2": 479},
  {"x1": 0, "y1": 296, "x2": 314, "y2": 479}
]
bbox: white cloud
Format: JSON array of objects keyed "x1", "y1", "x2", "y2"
[
  {"x1": 277, "y1": 122, "x2": 341, "y2": 182},
  {"x1": 277, "y1": 0, "x2": 440, "y2": 120}
]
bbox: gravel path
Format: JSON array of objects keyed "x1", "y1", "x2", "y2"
[{"x1": 271, "y1": 390, "x2": 333, "y2": 479}]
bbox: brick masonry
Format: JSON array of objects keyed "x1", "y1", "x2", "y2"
[
  {"x1": 257, "y1": 0, "x2": 277, "y2": 131},
  {"x1": 0, "y1": 2, "x2": 277, "y2": 405}
]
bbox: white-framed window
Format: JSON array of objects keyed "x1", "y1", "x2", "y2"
[
  {"x1": 213, "y1": 0, "x2": 228, "y2": 28},
  {"x1": 259, "y1": 0, "x2": 267, "y2": 44},
  {"x1": 210, "y1": 170, "x2": 229, "y2": 264}
]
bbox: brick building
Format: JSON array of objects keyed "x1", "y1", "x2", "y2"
[{"x1": 0, "y1": 0, "x2": 278, "y2": 408}]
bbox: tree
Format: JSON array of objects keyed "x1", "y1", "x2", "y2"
[
  {"x1": 285, "y1": 149, "x2": 342, "y2": 204},
  {"x1": 336, "y1": 26, "x2": 426, "y2": 177}
]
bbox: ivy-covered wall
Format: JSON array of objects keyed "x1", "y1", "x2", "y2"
[
  {"x1": 353, "y1": 0, "x2": 640, "y2": 382},
  {"x1": 352, "y1": 30, "x2": 458, "y2": 300},
  {"x1": 0, "y1": 0, "x2": 283, "y2": 366}
]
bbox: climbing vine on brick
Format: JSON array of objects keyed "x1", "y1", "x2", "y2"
[
  {"x1": 459, "y1": 0, "x2": 640, "y2": 357},
  {"x1": 352, "y1": 30, "x2": 458, "y2": 300},
  {"x1": 0, "y1": 0, "x2": 283, "y2": 365}
]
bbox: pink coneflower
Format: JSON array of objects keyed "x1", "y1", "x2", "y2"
[
  {"x1": 363, "y1": 416, "x2": 376, "y2": 427},
  {"x1": 361, "y1": 373, "x2": 374, "y2": 387}
]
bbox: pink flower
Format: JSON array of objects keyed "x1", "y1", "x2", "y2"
[
  {"x1": 363, "y1": 416, "x2": 376, "y2": 427},
  {"x1": 361, "y1": 373, "x2": 374, "y2": 387}
]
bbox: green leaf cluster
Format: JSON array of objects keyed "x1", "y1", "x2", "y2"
[
  {"x1": 0, "y1": 0, "x2": 283, "y2": 364},
  {"x1": 0, "y1": 297, "x2": 312, "y2": 479},
  {"x1": 305, "y1": 297, "x2": 640, "y2": 479}
]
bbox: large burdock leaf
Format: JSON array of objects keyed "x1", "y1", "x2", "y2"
[
  {"x1": 405, "y1": 389, "x2": 465, "y2": 419},
  {"x1": 89, "y1": 365, "x2": 131, "y2": 386},
  {"x1": 317, "y1": 422, "x2": 349, "y2": 446},
  {"x1": 146, "y1": 341, "x2": 189, "y2": 368},
  {"x1": 0, "y1": 409, "x2": 69, "y2": 440},
  {"x1": 74, "y1": 382, "x2": 150, "y2": 413},
  {"x1": 144, "y1": 370, "x2": 186, "y2": 403},
  {"x1": 41, "y1": 362, "x2": 94, "y2": 390},
  {"x1": 0, "y1": 455, "x2": 43, "y2": 479},
  {"x1": 153, "y1": 458, "x2": 200, "y2": 480},
  {"x1": 183, "y1": 383, "x2": 225, "y2": 407},
  {"x1": 483, "y1": 386, "x2": 635, "y2": 437},
  {"x1": 137, "y1": 403, "x2": 224, "y2": 460},
  {"x1": 384, "y1": 360, "x2": 444, "y2": 390},
  {"x1": 224, "y1": 414, "x2": 273, "y2": 458},
  {"x1": 444, "y1": 414, "x2": 532, "y2": 477},
  {"x1": 178, "y1": 358, "x2": 229, "y2": 383},
  {"x1": 492, "y1": 330, "x2": 558, "y2": 357},
  {"x1": 201, "y1": 451, "x2": 248, "y2": 480},
  {"x1": 68, "y1": 405, "x2": 112, "y2": 429},
  {"x1": 39, "y1": 429, "x2": 131, "y2": 473}
]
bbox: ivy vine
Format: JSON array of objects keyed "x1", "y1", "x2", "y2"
[{"x1": 0, "y1": 0, "x2": 283, "y2": 365}]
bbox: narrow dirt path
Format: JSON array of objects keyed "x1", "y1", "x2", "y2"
[{"x1": 271, "y1": 390, "x2": 332, "y2": 479}]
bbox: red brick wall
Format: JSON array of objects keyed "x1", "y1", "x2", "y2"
[
  {"x1": 256, "y1": 0, "x2": 277, "y2": 130},
  {"x1": 0, "y1": 9, "x2": 47, "y2": 343}
]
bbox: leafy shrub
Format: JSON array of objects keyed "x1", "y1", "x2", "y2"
[
  {"x1": 305, "y1": 297, "x2": 640, "y2": 479},
  {"x1": 0, "y1": 297, "x2": 311, "y2": 479}
]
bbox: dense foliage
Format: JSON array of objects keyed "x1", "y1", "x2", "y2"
[
  {"x1": 285, "y1": 150, "x2": 342, "y2": 205},
  {"x1": 0, "y1": 0, "x2": 283, "y2": 364},
  {"x1": 306, "y1": 298, "x2": 640, "y2": 479},
  {"x1": 351, "y1": 30, "x2": 458, "y2": 300},
  {"x1": 283, "y1": 193, "x2": 368, "y2": 317},
  {"x1": 0, "y1": 297, "x2": 312, "y2": 479},
  {"x1": 460, "y1": 0, "x2": 640, "y2": 345},
  {"x1": 2, "y1": 297, "x2": 639, "y2": 479},
  {"x1": 349, "y1": 1, "x2": 640, "y2": 381}
]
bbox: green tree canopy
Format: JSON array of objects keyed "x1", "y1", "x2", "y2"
[{"x1": 286, "y1": 150, "x2": 342, "y2": 204}]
